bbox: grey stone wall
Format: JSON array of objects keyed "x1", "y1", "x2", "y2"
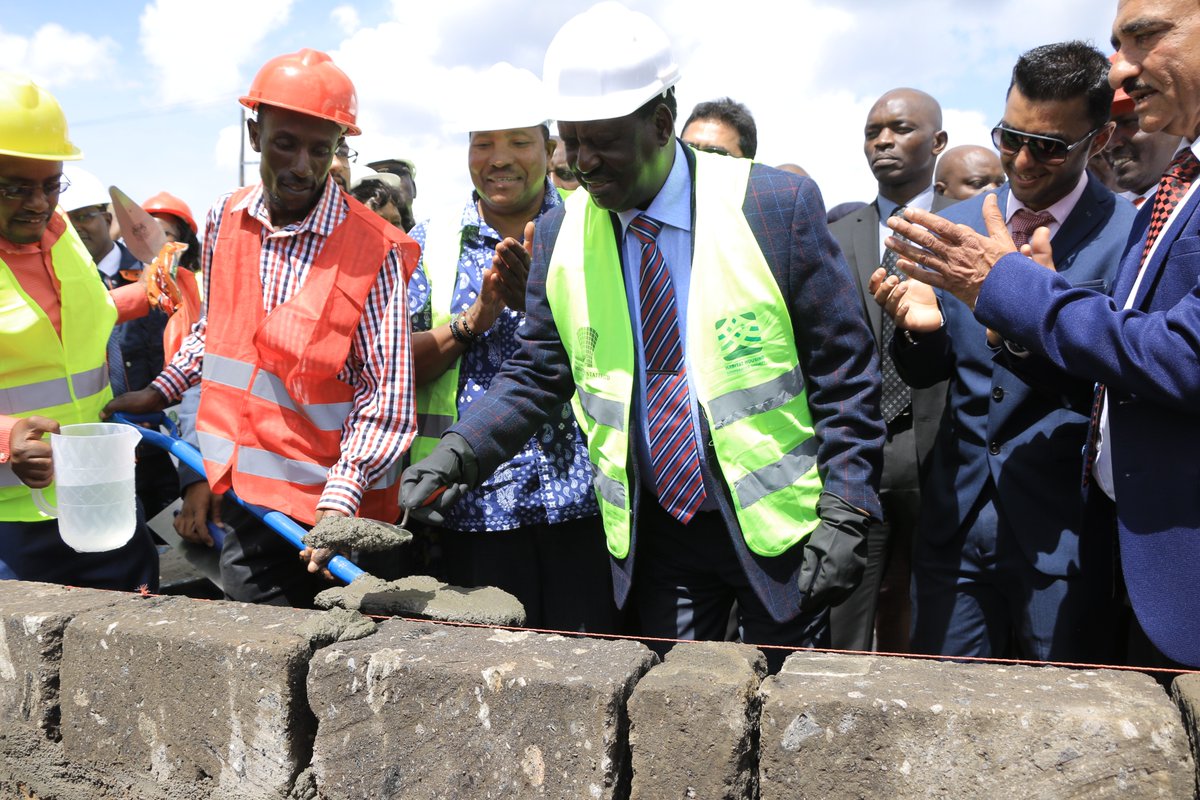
[{"x1": 0, "y1": 580, "x2": 1197, "y2": 800}]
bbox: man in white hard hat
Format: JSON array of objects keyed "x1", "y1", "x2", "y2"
[
  {"x1": 404, "y1": 63, "x2": 617, "y2": 633},
  {"x1": 0, "y1": 73, "x2": 158, "y2": 590},
  {"x1": 402, "y1": 3, "x2": 883, "y2": 670}
]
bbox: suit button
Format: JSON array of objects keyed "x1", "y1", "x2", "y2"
[
  {"x1": 989, "y1": 441, "x2": 1001, "y2": 455},
  {"x1": 992, "y1": 387, "x2": 1004, "y2": 402}
]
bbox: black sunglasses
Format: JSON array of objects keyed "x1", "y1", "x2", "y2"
[{"x1": 991, "y1": 123, "x2": 1100, "y2": 165}]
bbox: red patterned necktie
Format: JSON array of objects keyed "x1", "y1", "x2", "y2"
[
  {"x1": 629, "y1": 214, "x2": 707, "y2": 523},
  {"x1": 1084, "y1": 148, "x2": 1200, "y2": 487},
  {"x1": 1009, "y1": 208, "x2": 1055, "y2": 249}
]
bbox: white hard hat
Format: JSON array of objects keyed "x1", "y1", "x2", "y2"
[
  {"x1": 543, "y1": 1, "x2": 680, "y2": 123},
  {"x1": 447, "y1": 63, "x2": 550, "y2": 134},
  {"x1": 348, "y1": 163, "x2": 379, "y2": 188},
  {"x1": 61, "y1": 165, "x2": 109, "y2": 213}
]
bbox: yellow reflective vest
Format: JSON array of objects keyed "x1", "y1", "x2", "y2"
[
  {"x1": 410, "y1": 212, "x2": 466, "y2": 463},
  {"x1": 0, "y1": 213, "x2": 115, "y2": 520},
  {"x1": 545, "y1": 151, "x2": 823, "y2": 559}
]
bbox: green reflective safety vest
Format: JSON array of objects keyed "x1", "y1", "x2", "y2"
[
  {"x1": 545, "y1": 150, "x2": 823, "y2": 559},
  {"x1": 0, "y1": 214, "x2": 116, "y2": 520},
  {"x1": 410, "y1": 213, "x2": 466, "y2": 462}
]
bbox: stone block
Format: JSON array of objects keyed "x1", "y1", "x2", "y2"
[
  {"x1": 627, "y1": 641, "x2": 766, "y2": 800},
  {"x1": 1171, "y1": 673, "x2": 1200, "y2": 798},
  {"x1": 308, "y1": 619, "x2": 657, "y2": 799},
  {"x1": 759, "y1": 653, "x2": 1195, "y2": 799},
  {"x1": 0, "y1": 580, "x2": 140, "y2": 739},
  {"x1": 60, "y1": 596, "x2": 330, "y2": 798}
]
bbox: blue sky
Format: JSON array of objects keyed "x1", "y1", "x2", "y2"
[{"x1": 3, "y1": 1, "x2": 1114, "y2": 225}]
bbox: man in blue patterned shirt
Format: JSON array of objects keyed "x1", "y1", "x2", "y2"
[{"x1": 406, "y1": 64, "x2": 619, "y2": 633}]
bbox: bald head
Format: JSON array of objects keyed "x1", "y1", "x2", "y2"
[
  {"x1": 934, "y1": 145, "x2": 1006, "y2": 201},
  {"x1": 864, "y1": 87, "x2": 947, "y2": 204}
]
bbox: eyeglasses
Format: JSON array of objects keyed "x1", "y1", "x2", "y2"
[
  {"x1": 991, "y1": 124, "x2": 1100, "y2": 165},
  {"x1": 67, "y1": 208, "x2": 106, "y2": 224},
  {"x1": 336, "y1": 144, "x2": 358, "y2": 163},
  {"x1": 0, "y1": 177, "x2": 71, "y2": 202}
]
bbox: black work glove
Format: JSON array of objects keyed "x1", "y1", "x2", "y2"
[
  {"x1": 398, "y1": 432, "x2": 480, "y2": 525},
  {"x1": 798, "y1": 492, "x2": 870, "y2": 611}
]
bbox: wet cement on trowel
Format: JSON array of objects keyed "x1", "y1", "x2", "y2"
[
  {"x1": 302, "y1": 516, "x2": 413, "y2": 552},
  {"x1": 315, "y1": 574, "x2": 527, "y2": 627}
]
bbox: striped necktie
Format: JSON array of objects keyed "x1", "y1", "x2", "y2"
[
  {"x1": 629, "y1": 214, "x2": 707, "y2": 524},
  {"x1": 1083, "y1": 148, "x2": 1200, "y2": 486}
]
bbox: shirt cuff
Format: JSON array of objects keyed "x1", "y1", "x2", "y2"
[
  {"x1": 0, "y1": 415, "x2": 15, "y2": 463},
  {"x1": 109, "y1": 283, "x2": 149, "y2": 324},
  {"x1": 319, "y1": 477, "x2": 363, "y2": 516},
  {"x1": 151, "y1": 368, "x2": 189, "y2": 404}
]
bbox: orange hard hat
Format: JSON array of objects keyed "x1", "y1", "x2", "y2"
[
  {"x1": 1109, "y1": 53, "x2": 1134, "y2": 116},
  {"x1": 142, "y1": 191, "x2": 198, "y2": 234},
  {"x1": 239, "y1": 48, "x2": 360, "y2": 136}
]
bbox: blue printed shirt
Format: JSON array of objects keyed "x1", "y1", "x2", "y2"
[{"x1": 407, "y1": 180, "x2": 598, "y2": 532}]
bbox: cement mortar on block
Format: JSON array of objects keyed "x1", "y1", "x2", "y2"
[
  {"x1": 1171, "y1": 674, "x2": 1200, "y2": 798},
  {"x1": 59, "y1": 596, "x2": 336, "y2": 799},
  {"x1": 759, "y1": 652, "x2": 1195, "y2": 800},
  {"x1": 308, "y1": 618, "x2": 657, "y2": 799},
  {"x1": 627, "y1": 641, "x2": 767, "y2": 800}
]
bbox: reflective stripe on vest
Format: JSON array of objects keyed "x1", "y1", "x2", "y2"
[
  {"x1": 0, "y1": 213, "x2": 116, "y2": 520},
  {"x1": 410, "y1": 211, "x2": 466, "y2": 463},
  {"x1": 199, "y1": 430, "x2": 401, "y2": 489},
  {"x1": 546, "y1": 151, "x2": 823, "y2": 559},
  {"x1": 203, "y1": 354, "x2": 351, "y2": 433}
]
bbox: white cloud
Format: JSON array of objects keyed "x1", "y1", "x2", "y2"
[
  {"x1": 139, "y1": 0, "x2": 294, "y2": 105},
  {"x1": 0, "y1": 23, "x2": 117, "y2": 87},
  {"x1": 331, "y1": 5, "x2": 361, "y2": 36}
]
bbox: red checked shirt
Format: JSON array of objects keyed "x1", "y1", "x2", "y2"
[{"x1": 151, "y1": 178, "x2": 415, "y2": 515}]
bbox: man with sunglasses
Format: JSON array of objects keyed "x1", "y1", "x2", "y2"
[
  {"x1": 0, "y1": 73, "x2": 159, "y2": 591},
  {"x1": 870, "y1": 41, "x2": 1136, "y2": 663}
]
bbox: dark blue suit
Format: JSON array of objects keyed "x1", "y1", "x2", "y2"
[
  {"x1": 452, "y1": 147, "x2": 883, "y2": 657},
  {"x1": 895, "y1": 178, "x2": 1135, "y2": 660},
  {"x1": 976, "y1": 153, "x2": 1200, "y2": 667}
]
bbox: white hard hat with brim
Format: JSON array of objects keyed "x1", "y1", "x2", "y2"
[{"x1": 543, "y1": 1, "x2": 680, "y2": 123}]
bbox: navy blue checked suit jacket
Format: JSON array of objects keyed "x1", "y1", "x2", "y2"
[
  {"x1": 451, "y1": 144, "x2": 884, "y2": 624},
  {"x1": 895, "y1": 178, "x2": 1135, "y2": 578},
  {"x1": 975, "y1": 166, "x2": 1200, "y2": 666}
]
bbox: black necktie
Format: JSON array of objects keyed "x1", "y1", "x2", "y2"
[{"x1": 880, "y1": 205, "x2": 912, "y2": 423}]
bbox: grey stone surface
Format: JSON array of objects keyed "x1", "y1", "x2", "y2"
[
  {"x1": 308, "y1": 618, "x2": 657, "y2": 799},
  {"x1": 314, "y1": 573, "x2": 527, "y2": 626},
  {"x1": 627, "y1": 642, "x2": 767, "y2": 800},
  {"x1": 59, "y1": 596, "x2": 333, "y2": 798},
  {"x1": 760, "y1": 652, "x2": 1195, "y2": 799},
  {"x1": 0, "y1": 580, "x2": 141, "y2": 739},
  {"x1": 1171, "y1": 673, "x2": 1200, "y2": 798}
]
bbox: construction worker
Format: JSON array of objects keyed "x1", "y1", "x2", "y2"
[
  {"x1": 0, "y1": 73, "x2": 158, "y2": 590},
  {"x1": 407, "y1": 63, "x2": 617, "y2": 632},
  {"x1": 401, "y1": 4, "x2": 883, "y2": 671},
  {"x1": 106, "y1": 49, "x2": 420, "y2": 607},
  {"x1": 142, "y1": 191, "x2": 201, "y2": 273}
]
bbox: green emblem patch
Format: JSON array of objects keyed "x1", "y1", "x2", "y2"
[{"x1": 715, "y1": 312, "x2": 763, "y2": 362}]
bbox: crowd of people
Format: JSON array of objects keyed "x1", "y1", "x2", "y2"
[{"x1": 1, "y1": 0, "x2": 1197, "y2": 676}]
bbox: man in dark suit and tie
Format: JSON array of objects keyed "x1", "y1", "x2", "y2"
[
  {"x1": 830, "y1": 88, "x2": 948, "y2": 652},
  {"x1": 884, "y1": 0, "x2": 1200, "y2": 669},
  {"x1": 401, "y1": 2, "x2": 883, "y2": 672},
  {"x1": 871, "y1": 41, "x2": 1137, "y2": 662}
]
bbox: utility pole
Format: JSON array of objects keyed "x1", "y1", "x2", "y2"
[{"x1": 238, "y1": 106, "x2": 246, "y2": 187}]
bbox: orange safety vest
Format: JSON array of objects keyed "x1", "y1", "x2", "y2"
[{"x1": 195, "y1": 186, "x2": 418, "y2": 523}]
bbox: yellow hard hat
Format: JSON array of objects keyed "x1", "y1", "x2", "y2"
[{"x1": 0, "y1": 72, "x2": 82, "y2": 161}]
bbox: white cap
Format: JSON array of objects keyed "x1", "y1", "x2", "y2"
[
  {"x1": 446, "y1": 62, "x2": 550, "y2": 134},
  {"x1": 543, "y1": 1, "x2": 680, "y2": 123},
  {"x1": 61, "y1": 165, "x2": 109, "y2": 212}
]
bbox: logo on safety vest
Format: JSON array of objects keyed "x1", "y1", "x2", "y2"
[
  {"x1": 715, "y1": 313, "x2": 763, "y2": 363},
  {"x1": 574, "y1": 326, "x2": 600, "y2": 378}
]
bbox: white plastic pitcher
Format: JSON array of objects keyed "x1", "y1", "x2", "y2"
[{"x1": 31, "y1": 422, "x2": 140, "y2": 553}]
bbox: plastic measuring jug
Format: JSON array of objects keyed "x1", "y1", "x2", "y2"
[{"x1": 31, "y1": 422, "x2": 140, "y2": 552}]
